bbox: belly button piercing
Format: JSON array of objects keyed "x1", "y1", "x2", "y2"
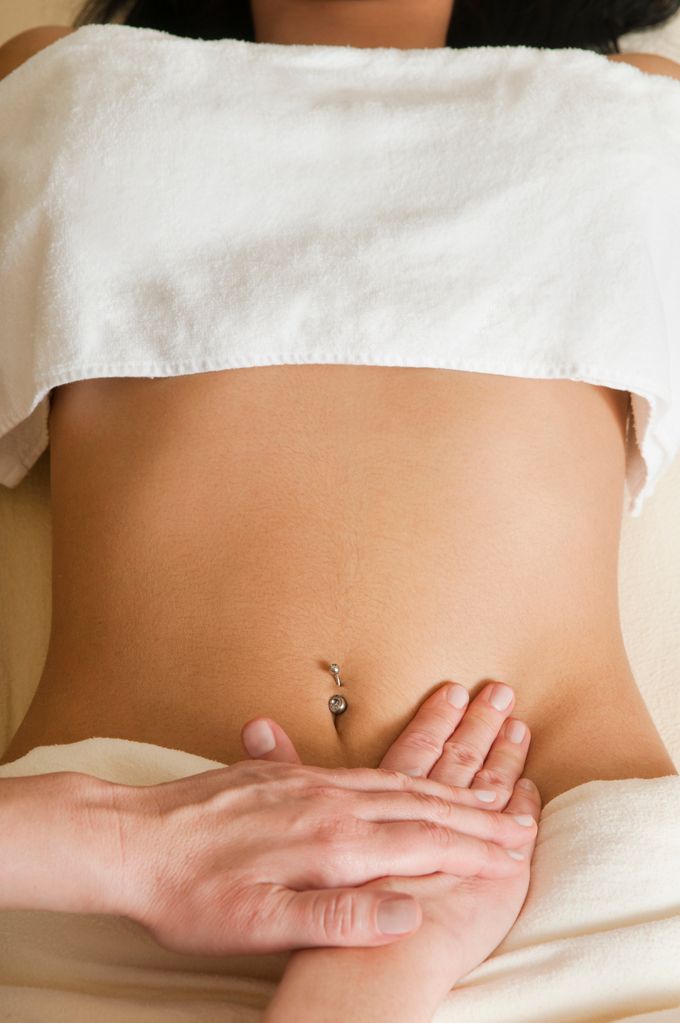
[{"x1": 328, "y1": 663, "x2": 348, "y2": 716}]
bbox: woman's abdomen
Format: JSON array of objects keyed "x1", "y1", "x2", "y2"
[{"x1": 2, "y1": 366, "x2": 674, "y2": 801}]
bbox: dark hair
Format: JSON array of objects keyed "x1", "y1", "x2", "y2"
[{"x1": 71, "y1": 0, "x2": 680, "y2": 55}]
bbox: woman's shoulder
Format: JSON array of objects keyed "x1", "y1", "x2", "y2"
[
  {"x1": 605, "y1": 51, "x2": 680, "y2": 82},
  {"x1": 0, "y1": 24, "x2": 77, "y2": 83}
]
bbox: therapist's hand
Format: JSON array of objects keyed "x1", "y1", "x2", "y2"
[
  {"x1": 104, "y1": 682, "x2": 532, "y2": 959},
  {"x1": 242, "y1": 680, "x2": 542, "y2": 989}
]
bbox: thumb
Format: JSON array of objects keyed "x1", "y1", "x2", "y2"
[
  {"x1": 255, "y1": 886, "x2": 422, "y2": 953},
  {"x1": 240, "y1": 717, "x2": 302, "y2": 764}
]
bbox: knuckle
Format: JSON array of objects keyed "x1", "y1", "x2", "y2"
[
  {"x1": 483, "y1": 811, "x2": 509, "y2": 839},
  {"x1": 310, "y1": 766, "x2": 356, "y2": 786},
  {"x1": 284, "y1": 787, "x2": 352, "y2": 838},
  {"x1": 466, "y1": 713, "x2": 500, "y2": 740},
  {"x1": 480, "y1": 839, "x2": 497, "y2": 869},
  {"x1": 397, "y1": 728, "x2": 443, "y2": 759},
  {"x1": 280, "y1": 765, "x2": 316, "y2": 788},
  {"x1": 413, "y1": 790, "x2": 451, "y2": 819},
  {"x1": 235, "y1": 760, "x2": 284, "y2": 784},
  {"x1": 376, "y1": 768, "x2": 412, "y2": 788},
  {"x1": 316, "y1": 890, "x2": 358, "y2": 942},
  {"x1": 312, "y1": 815, "x2": 367, "y2": 882},
  {"x1": 315, "y1": 812, "x2": 363, "y2": 843},
  {"x1": 417, "y1": 817, "x2": 449, "y2": 845},
  {"x1": 304, "y1": 828, "x2": 351, "y2": 885},
  {"x1": 307, "y1": 784, "x2": 346, "y2": 803},
  {"x1": 475, "y1": 767, "x2": 512, "y2": 791},
  {"x1": 441, "y1": 739, "x2": 484, "y2": 771},
  {"x1": 304, "y1": 781, "x2": 349, "y2": 806}
]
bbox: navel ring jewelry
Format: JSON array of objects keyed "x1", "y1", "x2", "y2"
[{"x1": 328, "y1": 663, "x2": 348, "y2": 716}]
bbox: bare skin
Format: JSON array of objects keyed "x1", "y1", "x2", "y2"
[
  {"x1": 249, "y1": 0, "x2": 456, "y2": 50},
  {"x1": 2, "y1": 368, "x2": 676, "y2": 807}
]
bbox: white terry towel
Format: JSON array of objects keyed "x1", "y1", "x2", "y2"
[
  {"x1": 2, "y1": 25, "x2": 680, "y2": 516},
  {"x1": 0, "y1": 737, "x2": 679, "y2": 1021}
]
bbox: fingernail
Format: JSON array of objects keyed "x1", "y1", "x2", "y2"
[
  {"x1": 505, "y1": 720, "x2": 526, "y2": 743},
  {"x1": 518, "y1": 778, "x2": 535, "y2": 791},
  {"x1": 512, "y1": 815, "x2": 535, "y2": 827},
  {"x1": 377, "y1": 897, "x2": 419, "y2": 934},
  {"x1": 243, "y1": 720, "x2": 276, "y2": 756},
  {"x1": 506, "y1": 849, "x2": 525, "y2": 860},
  {"x1": 447, "y1": 684, "x2": 469, "y2": 708},
  {"x1": 473, "y1": 790, "x2": 496, "y2": 802},
  {"x1": 403, "y1": 767, "x2": 425, "y2": 777},
  {"x1": 489, "y1": 683, "x2": 513, "y2": 711}
]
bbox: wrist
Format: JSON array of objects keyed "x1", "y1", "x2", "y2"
[
  {"x1": 263, "y1": 932, "x2": 462, "y2": 1023},
  {"x1": 0, "y1": 771, "x2": 124, "y2": 916}
]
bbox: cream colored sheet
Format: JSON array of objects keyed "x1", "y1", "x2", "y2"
[{"x1": 1, "y1": 738, "x2": 679, "y2": 1022}]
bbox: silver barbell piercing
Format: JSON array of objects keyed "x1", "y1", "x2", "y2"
[{"x1": 328, "y1": 663, "x2": 348, "y2": 716}]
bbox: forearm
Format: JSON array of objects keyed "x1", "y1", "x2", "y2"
[
  {"x1": 0, "y1": 772, "x2": 120, "y2": 915},
  {"x1": 263, "y1": 931, "x2": 461, "y2": 1023}
]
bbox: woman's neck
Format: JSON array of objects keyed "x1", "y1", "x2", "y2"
[{"x1": 249, "y1": 0, "x2": 454, "y2": 50}]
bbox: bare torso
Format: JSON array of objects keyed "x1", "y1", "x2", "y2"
[{"x1": 1, "y1": 366, "x2": 675, "y2": 803}]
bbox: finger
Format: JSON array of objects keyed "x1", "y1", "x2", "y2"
[
  {"x1": 250, "y1": 885, "x2": 423, "y2": 952},
  {"x1": 285, "y1": 818, "x2": 531, "y2": 890},
  {"x1": 468, "y1": 717, "x2": 532, "y2": 811},
  {"x1": 238, "y1": 718, "x2": 498, "y2": 807},
  {"x1": 178, "y1": 761, "x2": 509, "y2": 804},
  {"x1": 379, "y1": 682, "x2": 470, "y2": 777},
  {"x1": 504, "y1": 776, "x2": 542, "y2": 822},
  {"x1": 353, "y1": 789, "x2": 537, "y2": 848},
  {"x1": 367, "y1": 821, "x2": 532, "y2": 882},
  {"x1": 295, "y1": 765, "x2": 503, "y2": 805},
  {"x1": 241, "y1": 718, "x2": 302, "y2": 764},
  {"x1": 501, "y1": 776, "x2": 543, "y2": 862},
  {"x1": 428, "y1": 681, "x2": 517, "y2": 789}
]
